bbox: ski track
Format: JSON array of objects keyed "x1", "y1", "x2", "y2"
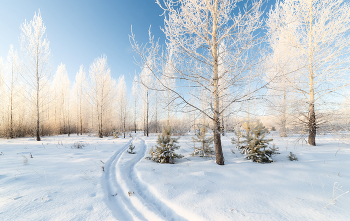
[{"x1": 102, "y1": 134, "x2": 188, "y2": 221}]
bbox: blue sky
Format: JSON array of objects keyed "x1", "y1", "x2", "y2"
[
  {"x1": 0, "y1": 0, "x2": 165, "y2": 90},
  {"x1": 0, "y1": 0, "x2": 280, "y2": 93}
]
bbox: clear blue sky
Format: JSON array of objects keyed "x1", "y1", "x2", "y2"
[
  {"x1": 0, "y1": 0, "x2": 280, "y2": 92},
  {"x1": 0, "y1": 0, "x2": 165, "y2": 91}
]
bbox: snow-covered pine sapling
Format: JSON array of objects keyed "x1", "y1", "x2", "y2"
[
  {"x1": 113, "y1": 131, "x2": 120, "y2": 138},
  {"x1": 127, "y1": 142, "x2": 136, "y2": 154},
  {"x1": 71, "y1": 142, "x2": 84, "y2": 149},
  {"x1": 191, "y1": 126, "x2": 214, "y2": 157},
  {"x1": 231, "y1": 121, "x2": 279, "y2": 163},
  {"x1": 146, "y1": 126, "x2": 183, "y2": 164},
  {"x1": 287, "y1": 152, "x2": 298, "y2": 161}
]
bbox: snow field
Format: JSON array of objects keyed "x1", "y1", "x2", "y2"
[
  {"x1": 0, "y1": 135, "x2": 129, "y2": 221},
  {"x1": 135, "y1": 133, "x2": 350, "y2": 221},
  {"x1": 0, "y1": 133, "x2": 349, "y2": 220}
]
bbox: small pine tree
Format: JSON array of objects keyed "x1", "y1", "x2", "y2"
[
  {"x1": 232, "y1": 121, "x2": 279, "y2": 163},
  {"x1": 192, "y1": 126, "x2": 214, "y2": 157},
  {"x1": 127, "y1": 142, "x2": 136, "y2": 154},
  {"x1": 287, "y1": 152, "x2": 298, "y2": 161},
  {"x1": 113, "y1": 131, "x2": 120, "y2": 138},
  {"x1": 146, "y1": 126, "x2": 182, "y2": 164}
]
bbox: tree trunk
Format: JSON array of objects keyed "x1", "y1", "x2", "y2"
[
  {"x1": 307, "y1": 1, "x2": 316, "y2": 146},
  {"x1": 36, "y1": 56, "x2": 41, "y2": 141},
  {"x1": 212, "y1": 0, "x2": 224, "y2": 165},
  {"x1": 134, "y1": 96, "x2": 137, "y2": 133},
  {"x1": 280, "y1": 86, "x2": 287, "y2": 137},
  {"x1": 123, "y1": 114, "x2": 126, "y2": 138},
  {"x1": 98, "y1": 104, "x2": 102, "y2": 138},
  {"x1": 80, "y1": 95, "x2": 83, "y2": 135},
  {"x1": 214, "y1": 119, "x2": 225, "y2": 165},
  {"x1": 9, "y1": 58, "x2": 15, "y2": 139},
  {"x1": 221, "y1": 116, "x2": 225, "y2": 136},
  {"x1": 146, "y1": 90, "x2": 149, "y2": 137},
  {"x1": 308, "y1": 104, "x2": 316, "y2": 146},
  {"x1": 143, "y1": 109, "x2": 146, "y2": 136},
  {"x1": 10, "y1": 80, "x2": 13, "y2": 139},
  {"x1": 155, "y1": 94, "x2": 158, "y2": 133}
]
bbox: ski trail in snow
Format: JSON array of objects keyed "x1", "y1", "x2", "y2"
[
  {"x1": 134, "y1": 138, "x2": 205, "y2": 221},
  {"x1": 102, "y1": 135, "x2": 188, "y2": 221},
  {"x1": 102, "y1": 138, "x2": 137, "y2": 221}
]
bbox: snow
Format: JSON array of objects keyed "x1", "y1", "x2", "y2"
[{"x1": 1, "y1": 133, "x2": 349, "y2": 220}]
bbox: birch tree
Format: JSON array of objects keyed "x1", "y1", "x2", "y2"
[
  {"x1": 4, "y1": 46, "x2": 20, "y2": 138},
  {"x1": 265, "y1": 24, "x2": 301, "y2": 137},
  {"x1": 117, "y1": 75, "x2": 128, "y2": 138},
  {"x1": 88, "y1": 55, "x2": 115, "y2": 138},
  {"x1": 132, "y1": 75, "x2": 138, "y2": 133},
  {"x1": 74, "y1": 65, "x2": 87, "y2": 135},
  {"x1": 132, "y1": 0, "x2": 265, "y2": 165},
  {"x1": 268, "y1": 0, "x2": 350, "y2": 145},
  {"x1": 139, "y1": 62, "x2": 152, "y2": 137},
  {"x1": 0, "y1": 58, "x2": 5, "y2": 135},
  {"x1": 161, "y1": 50, "x2": 176, "y2": 127},
  {"x1": 52, "y1": 64, "x2": 70, "y2": 134},
  {"x1": 20, "y1": 11, "x2": 51, "y2": 141}
]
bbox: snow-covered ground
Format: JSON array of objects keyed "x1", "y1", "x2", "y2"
[{"x1": 1, "y1": 132, "x2": 349, "y2": 220}]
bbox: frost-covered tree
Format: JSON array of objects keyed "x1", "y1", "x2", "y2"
[
  {"x1": 74, "y1": 65, "x2": 87, "y2": 135},
  {"x1": 268, "y1": 0, "x2": 350, "y2": 145},
  {"x1": 0, "y1": 58, "x2": 5, "y2": 135},
  {"x1": 117, "y1": 75, "x2": 128, "y2": 138},
  {"x1": 265, "y1": 26, "x2": 300, "y2": 137},
  {"x1": 139, "y1": 61, "x2": 152, "y2": 137},
  {"x1": 132, "y1": 0, "x2": 266, "y2": 165},
  {"x1": 132, "y1": 75, "x2": 138, "y2": 133},
  {"x1": 161, "y1": 49, "x2": 176, "y2": 127},
  {"x1": 20, "y1": 11, "x2": 51, "y2": 141},
  {"x1": 52, "y1": 64, "x2": 70, "y2": 134},
  {"x1": 88, "y1": 55, "x2": 116, "y2": 138},
  {"x1": 3, "y1": 46, "x2": 20, "y2": 138}
]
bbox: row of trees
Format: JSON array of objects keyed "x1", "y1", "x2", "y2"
[
  {"x1": 0, "y1": 50, "x2": 130, "y2": 140},
  {"x1": 0, "y1": 12, "x2": 133, "y2": 140},
  {"x1": 0, "y1": 12, "x2": 194, "y2": 140},
  {"x1": 131, "y1": 0, "x2": 350, "y2": 165},
  {"x1": 1, "y1": 1, "x2": 350, "y2": 166}
]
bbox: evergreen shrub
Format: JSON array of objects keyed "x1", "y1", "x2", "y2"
[{"x1": 232, "y1": 121, "x2": 279, "y2": 163}]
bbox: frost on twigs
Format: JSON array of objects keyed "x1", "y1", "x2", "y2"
[
  {"x1": 191, "y1": 126, "x2": 214, "y2": 157},
  {"x1": 324, "y1": 182, "x2": 349, "y2": 209},
  {"x1": 232, "y1": 121, "x2": 279, "y2": 163},
  {"x1": 146, "y1": 126, "x2": 183, "y2": 164}
]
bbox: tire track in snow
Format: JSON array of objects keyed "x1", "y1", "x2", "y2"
[
  {"x1": 102, "y1": 138, "x2": 137, "y2": 221},
  {"x1": 134, "y1": 138, "x2": 204, "y2": 221},
  {"x1": 102, "y1": 135, "x2": 188, "y2": 221}
]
